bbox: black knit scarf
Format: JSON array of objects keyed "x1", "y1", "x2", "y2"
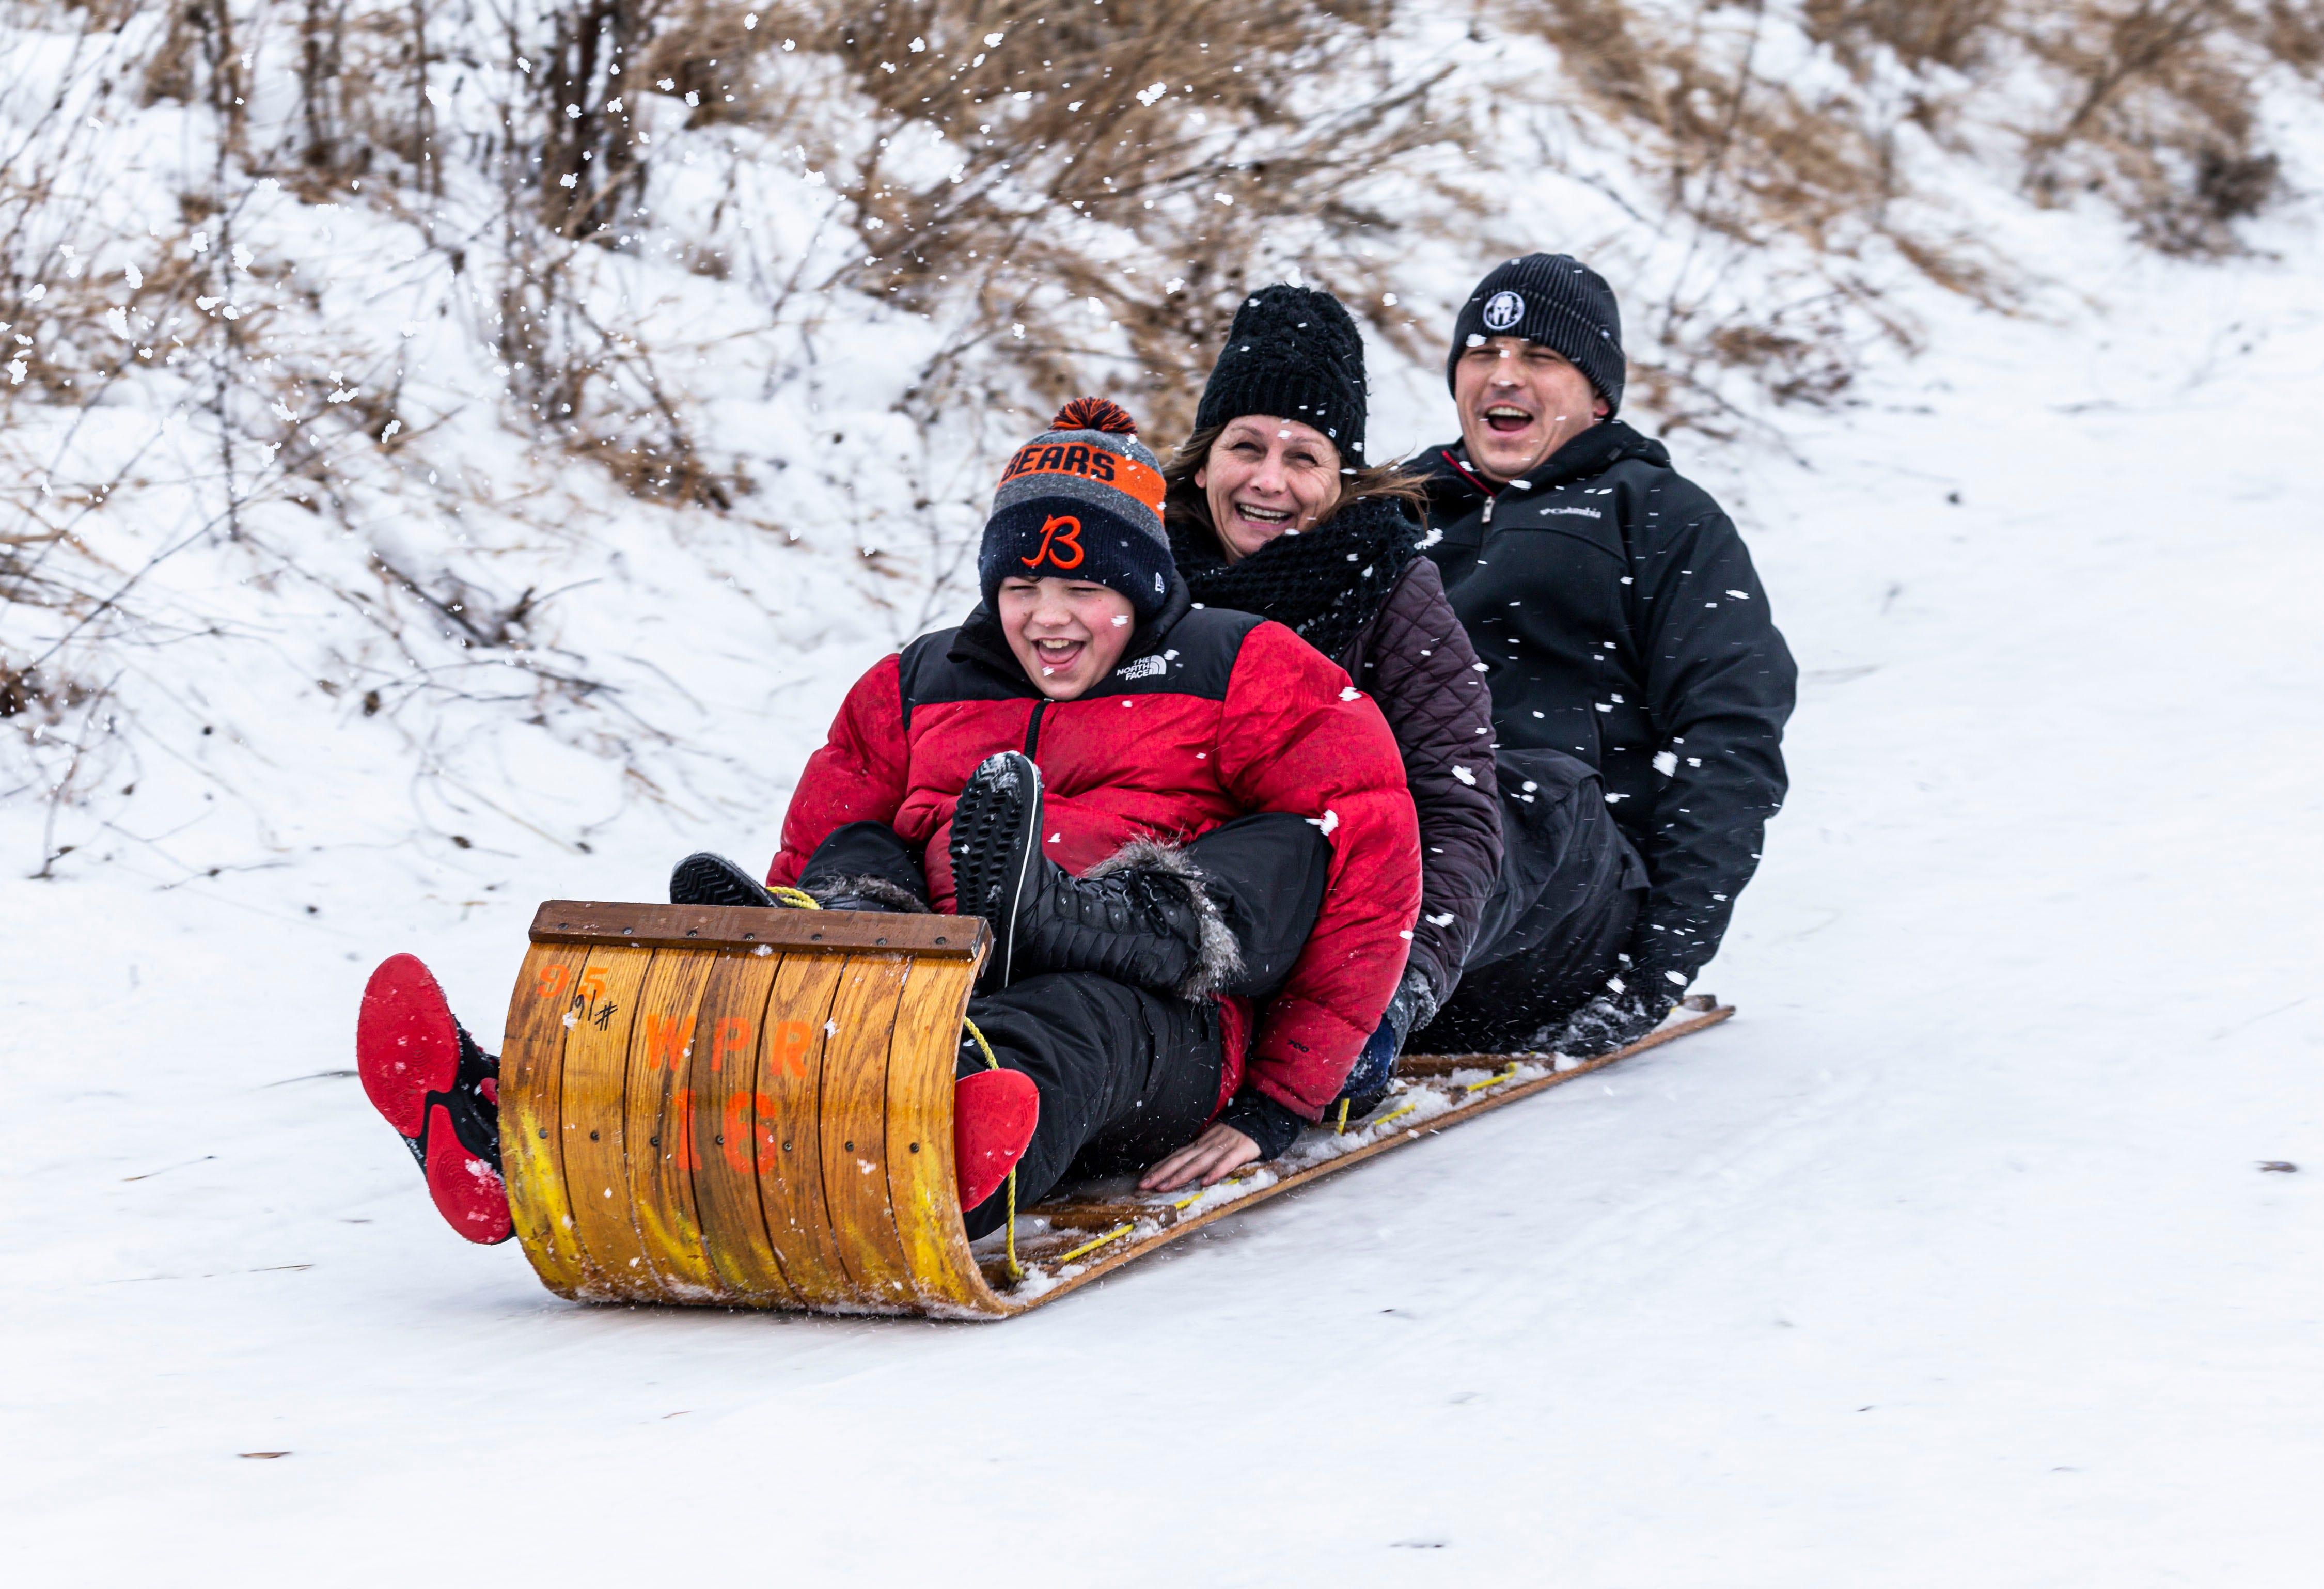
[{"x1": 1167, "y1": 494, "x2": 1422, "y2": 665}]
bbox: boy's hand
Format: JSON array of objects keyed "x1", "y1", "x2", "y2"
[{"x1": 1139, "y1": 1123, "x2": 1261, "y2": 1192}]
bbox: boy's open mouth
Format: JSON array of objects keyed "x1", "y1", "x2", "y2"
[
  {"x1": 1482, "y1": 403, "x2": 1535, "y2": 435},
  {"x1": 1033, "y1": 637, "x2": 1086, "y2": 673}
]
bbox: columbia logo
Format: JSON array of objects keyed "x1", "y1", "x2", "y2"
[{"x1": 1114, "y1": 655, "x2": 1168, "y2": 682}]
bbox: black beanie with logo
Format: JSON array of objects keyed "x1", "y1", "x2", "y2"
[
  {"x1": 1445, "y1": 254, "x2": 1626, "y2": 416},
  {"x1": 1193, "y1": 283, "x2": 1369, "y2": 465}
]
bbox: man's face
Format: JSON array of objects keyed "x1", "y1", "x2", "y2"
[
  {"x1": 1452, "y1": 335, "x2": 1610, "y2": 483},
  {"x1": 996, "y1": 576, "x2": 1138, "y2": 700}
]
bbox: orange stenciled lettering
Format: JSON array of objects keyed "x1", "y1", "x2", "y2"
[
  {"x1": 711, "y1": 1016, "x2": 755, "y2": 1073},
  {"x1": 721, "y1": 1089, "x2": 781, "y2": 1174},
  {"x1": 578, "y1": 966, "x2": 608, "y2": 1002},
  {"x1": 771, "y1": 1020, "x2": 813, "y2": 1078},
  {"x1": 536, "y1": 964, "x2": 571, "y2": 1000},
  {"x1": 670, "y1": 1088, "x2": 700, "y2": 1170},
  {"x1": 1022, "y1": 513, "x2": 1085, "y2": 571},
  {"x1": 642, "y1": 1013, "x2": 696, "y2": 1071}
]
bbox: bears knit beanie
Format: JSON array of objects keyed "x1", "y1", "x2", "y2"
[
  {"x1": 980, "y1": 397, "x2": 1179, "y2": 619},
  {"x1": 1192, "y1": 284, "x2": 1369, "y2": 465},
  {"x1": 1446, "y1": 253, "x2": 1626, "y2": 416}
]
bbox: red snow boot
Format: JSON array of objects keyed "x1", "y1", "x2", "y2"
[
  {"x1": 356, "y1": 953, "x2": 513, "y2": 1245},
  {"x1": 953, "y1": 1066, "x2": 1040, "y2": 1212}
]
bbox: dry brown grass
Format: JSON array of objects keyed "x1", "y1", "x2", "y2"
[
  {"x1": 13, "y1": 0, "x2": 2324, "y2": 507},
  {"x1": 1486, "y1": 0, "x2": 2320, "y2": 431},
  {"x1": 1804, "y1": 0, "x2": 2322, "y2": 256},
  {"x1": 652, "y1": 0, "x2": 1457, "y2": 438},
  {"x1": 2017, "y1": 1, "x2": 2283, "y2": 254},
  {"x1": 1513, "y1": 0, "x2": 1921, "y2": 257}
]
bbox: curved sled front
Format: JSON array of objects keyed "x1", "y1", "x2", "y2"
[{"x1": 499, "y1": 901, "x2": 1012, "y2": 1318}]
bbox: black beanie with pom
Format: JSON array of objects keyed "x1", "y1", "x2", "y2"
[
  {"x1": 980, "y1": 397, "x2": 1179, "y2": 618},
  {"x1": 1192, "y1": 284, "x2": 1369, "y2": 465}
]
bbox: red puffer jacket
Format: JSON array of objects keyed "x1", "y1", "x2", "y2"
[{"x1": 768, "y1": 594, "x2": 1422, "y2": 1119}]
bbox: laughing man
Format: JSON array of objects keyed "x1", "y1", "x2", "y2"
[{"x1": 1411, "y1": 254, "x2": 1799, "y2": 1059}]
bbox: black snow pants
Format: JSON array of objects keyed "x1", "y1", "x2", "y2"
[
  {"x1": 1414, "y1": 747, "x2": 1648, "y2": 1055},
  {"x1": 797, "y1": 813, "x2": 1331, "y2": 1237}
]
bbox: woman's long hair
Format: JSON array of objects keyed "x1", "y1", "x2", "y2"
[{"x1": 1162, "y1": 422, "x2": 1431, "y2": 556}]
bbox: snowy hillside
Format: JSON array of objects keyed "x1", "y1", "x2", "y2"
[{"x1": 6, "y1": 2, "x2": 2323, "y2": 1581}]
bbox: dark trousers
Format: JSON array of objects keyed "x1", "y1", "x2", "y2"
[
  {"x1": 956, "y1": 974, "x2": 1224, "y2": 1236},
  {"x1": 1415, "y1": 747, "x2": 1647, "y2": 1054},
  {"x1": 798, "y1": 813, "x2": 1331, "y2": 1236}
]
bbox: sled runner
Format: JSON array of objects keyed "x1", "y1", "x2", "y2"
[{"x1": 501, "y1": 901, "x2": 1733, "y2": 1318}]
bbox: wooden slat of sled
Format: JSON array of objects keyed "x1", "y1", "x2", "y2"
[
  {"x1": 623, "y1": 950, "x2": 726, "y2": 1301},
  {"x1": 501, "y1": 942, "x2": 593, "y2": 1298},
  {"x1": 1395, "y1": 996, "x2": 1728, "y2": 1078},
  {"x1": 529, "y1": 900, "x2": 989, "y2": 958},
  {"x1": 988, "y1": 1006, "x2": 1735, "y2": 1311},
  {"x1": 751, "y1": 954, "x2": 856, "y2": 1308},
  {"x1": 558, "y1": 946, "x2": 657, "y2": 1298},
  {"x1": 885, "y1": 956, "x2": 999, "y2": 1314},
  {"x1": 817, "y1": 955, "x2": 919, "y2": 1308},
  {"x1": 685, "y1": 950, "x2": 798, "y2": 1307}
]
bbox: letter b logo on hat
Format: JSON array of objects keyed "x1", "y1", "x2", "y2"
[
  {"x1": 1482, "y1": 290, "x2": 1525, "y2": 332},
  {"x1": 1023, "y1": 514, "x2": 1085, "y2": 571}
]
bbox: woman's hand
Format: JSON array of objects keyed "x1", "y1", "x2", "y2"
[{"x1": 1139, "y1": 1123, "x2": 1261, "y2": 1192}]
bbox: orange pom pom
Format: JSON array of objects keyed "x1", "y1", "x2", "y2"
[{"x1": 1051, "y1": 396, "x2": 1138, "y2": 436}]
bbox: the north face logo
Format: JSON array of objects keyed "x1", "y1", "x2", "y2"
[
  {"x1": 1114, "y1": 655, "x2": 1167, "y2": 682},
  {"x1": 1483, "y1": 290, "x2": 1525, "y2": 332}
]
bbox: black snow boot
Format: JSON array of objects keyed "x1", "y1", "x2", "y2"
[
  {"x1": 669, "y1": 852, "x2": 784, "y2": 909},
  {"x1": 674, "y1": 849, "x2": 927, "y2": 914},
  {"x1": 949, "y1": 751, "x2": 1240, "y2": 996}
]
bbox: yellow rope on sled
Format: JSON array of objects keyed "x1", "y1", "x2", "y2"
[
  {"x1": 959, "y1": 1016, "x2": 1022, "y2": 1283},
  {"x1": 1335, "y1": 1097, "x2": 1351, "y2": 1135},
  {"x1": 1462, "y1": 1063, "x2": 1521, "y2": 1093},
  {"x1": 768, "y1": 885, "x2": 822, "y2": 909},
  {"x1": 1056, "y1": 1223, "x2": 1136, "y2": 1265}
]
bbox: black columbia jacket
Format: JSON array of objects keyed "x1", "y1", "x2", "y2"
[{"x1": 1419, "y1": 420, "x2": 1797, "y2": 984}]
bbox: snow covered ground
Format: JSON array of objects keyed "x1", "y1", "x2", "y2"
[{"x1": 7, "y1": 194, "x2": 2324, "y2": 1589}]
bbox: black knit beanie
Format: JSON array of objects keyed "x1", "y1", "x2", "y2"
[
  {"x1": 980, "y1": 397, "x2": 1179, "y2": 619},
  {"x1": 1192, "y1": 284, "x2": 1369, "y2": 465},
  {"x1": 1445, "y1": 254, "x2": 1626, "y2": 416}
]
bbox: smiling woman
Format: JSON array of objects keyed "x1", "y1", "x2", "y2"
[
  {"x1": 1162, "y1": 285, "x2": 1503, "y2": 1139},
  {"x1": 1196, "y1": 414, "x2": 1346, "y2": 562}
]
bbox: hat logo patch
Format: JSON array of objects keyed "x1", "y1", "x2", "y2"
[
  {"x1": 1482, "y1": 290, "x2": 1525, "y2": 332},
  {"x1": 1023, "y1": 514, "x2": 1086, "y2": 571}
]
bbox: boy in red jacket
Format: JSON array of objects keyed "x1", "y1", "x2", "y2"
[{"x1": 358, "y1": 399, "x2": 1420, "y2": 1245}]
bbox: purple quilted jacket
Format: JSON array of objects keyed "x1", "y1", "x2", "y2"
[{"x1": 1337, "y1": 556, "x2": 1502, "y2": 1005}]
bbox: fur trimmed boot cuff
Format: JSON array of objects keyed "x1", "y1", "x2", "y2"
[
  {"x1": 1084, "y1": 836, "x2": 1245, "y2": 1001},
  {"x1": 807, "y1": 874, "x2": 930, "y2": 914}
]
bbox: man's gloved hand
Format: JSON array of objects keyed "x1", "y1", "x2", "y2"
[{"x1": 1551, "y1": 963, "x2": 1690, "y2": 1059}]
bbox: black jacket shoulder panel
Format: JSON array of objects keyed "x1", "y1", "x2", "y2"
[
  {"x1": 1081, "y1": 605, "x2": 1264, "y2": 701},
  {"x1": 1343, "y1": 556, "x2": 1503, "y2": 1005},
  {"x1": 902, "y1": 623, "x2": 1032, "y2": 730}
]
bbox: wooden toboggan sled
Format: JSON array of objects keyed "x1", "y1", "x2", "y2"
[{"x1": 501, "y1": 901, "x2": 1733, "y2": 1318}]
